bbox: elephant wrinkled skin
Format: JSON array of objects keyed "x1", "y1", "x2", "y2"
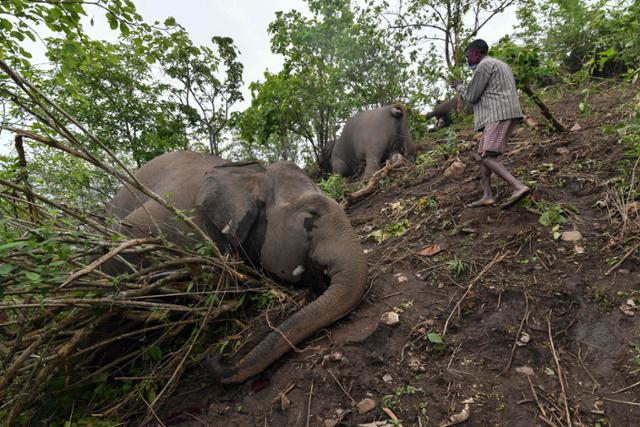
[
  {"x1": 323, "y1": 104, "x2": 415, "y2": 180},
  {"x1": 107, "y1": 151, "x2": 368, "y2": 383}
]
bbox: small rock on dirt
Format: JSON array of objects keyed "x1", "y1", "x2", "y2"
[
  {"x1": 515, "y1": 366, "x2": 535, "y2": 376},
  {"x1": 524, "y1": 116, "x2": 538, "y2": 128},
  {"x1": 394, "y1": 273, "x2": 408, "y2": 283},
  {"x1": 382, "y1": 373, "x2": 393, "y2": 383},
  {"x1": 357, "y1": 398, "x2": 376, "y2": 414},
  {"x1": 570, "y1": 122, "x2": 582, "y2": 132},
  {"x1": 556, "y1": 147, "x2": 570, "y2": 155},
  {"x1": 620, "y1": 300, "x2": 636, "y2": 316},
  {"x1": 324, "y1": 419, "x2": 338, "y2": 427},
  {"x1": 561, "y1": 230, "x2": 582, "y2": 241},
  {"x1": 417, "y1": 243, "x2": 445, "y2": 256},
  {"x1": 626, "y1": 201, "x2": 639, "y2": 215},
  {"x1": 380, "y1": 311, "x2": 400, "y2": 326},
  {"x1": 516, "y1": 331, "x2": 531, "y2": 347},
  {"x1": 324, "y1": 351, "x2": 345, "y2": 362},
  {"x1": 408, "y1": 356, "x2": 426, "y2": 372},
  {"x1": 444, "y1": 160, "x2": 466, "y2": 180}
]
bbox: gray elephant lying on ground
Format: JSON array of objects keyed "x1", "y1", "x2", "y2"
[
  {"x1": 425, "y1": 95, "x2": 472, "y2": 131},
  {"x1": 323, "y1": 104, "x2": 415, "y2": 180},
  {"x1": 107, "y1": 151, "x2": 368, "y2": 383}
]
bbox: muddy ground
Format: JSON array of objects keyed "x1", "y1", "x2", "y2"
[{"x1": 162, "y1": 79, "x2": 640, "y2": 426}]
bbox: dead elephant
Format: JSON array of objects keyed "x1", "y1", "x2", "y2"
[
  {"x1": 323, "y1": 104, "x2": 415, "y2": 180},
  {"x1": 106, "y1": 151, "x2": 368, "y2": 383}
]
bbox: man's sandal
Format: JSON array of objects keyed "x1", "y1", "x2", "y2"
[
  {"x1": 467, "y1": 198, "x2": 496, "y2": 208},
  {"x1": 501, "y1": 188, "x2": 530, "y2": 209}
]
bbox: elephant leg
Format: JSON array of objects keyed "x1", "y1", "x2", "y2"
[
  {"x1": 361, "y1": 154, "x2": 382, "y2": 181},
  {"x1": 331, "y1": 157, "x2": 351, "y2": 177}
]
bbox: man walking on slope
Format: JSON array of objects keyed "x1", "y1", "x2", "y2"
[{"x1": 451, "y1": 39, "x2": 530, "y2": 208}]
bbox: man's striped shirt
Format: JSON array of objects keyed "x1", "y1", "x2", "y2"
[{"x1": 457, "y1": 56, "x2": 523, "y2": 131}]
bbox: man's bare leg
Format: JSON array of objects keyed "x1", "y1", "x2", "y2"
[
  {"x1": 468, "y1": 156, "x2": 497, "y2": 207},
  {"x1": 482, "y1": 156, "x2": 530, "y2": 208}
]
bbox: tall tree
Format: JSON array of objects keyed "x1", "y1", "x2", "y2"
[
  {"x1": 239, "y1": 0, "x2": 410, "y2": 167},
  {"x1": 149, "y1": 25, "x2": 244, "y2": 156},
  {"x1": 384, "y1": 0, "x2": 519, "y2": 71},
  {"x1": 43, "y1": 37, "x2": 189, "y2": 167},
  {"x1": 0, "y1": 0, "x2": 140, "y2": 67},
  {"x1": 515, "y1": 0, "x2": 638, "y2": 74}
]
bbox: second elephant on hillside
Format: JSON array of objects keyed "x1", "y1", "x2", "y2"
[
  {"x1": 322, "y1": 104, "x2": 415, "y2": 180},
  {"x1": 425, "y1": 95, "x2": 472, "y2": 130}
]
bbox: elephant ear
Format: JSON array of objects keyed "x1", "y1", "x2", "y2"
[
  {"x1": 390, "y1": 105, "x2": 404, "y2": 118},
  {"x1": 195, "y1": 161, "x2": 266, "y2": 249}
]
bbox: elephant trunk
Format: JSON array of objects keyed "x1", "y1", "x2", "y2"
[{"x1": 212, "y1": 204, "x2": 367, "y2": 384}]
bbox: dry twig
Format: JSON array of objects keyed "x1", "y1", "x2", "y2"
[
  {"x1": 442, "y1": 251, "x2": 509, "y2": 335},
  {"x1": 547, "y1": 310, "x2": 573, "y2": 427}
]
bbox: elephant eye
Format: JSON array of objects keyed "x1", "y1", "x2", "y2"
[{"x1": 303, "y1": 214, "x2": 319, "y2": 232}]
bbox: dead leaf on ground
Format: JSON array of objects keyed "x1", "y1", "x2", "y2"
[{"x1": 417, "y1": 243, "x2": 445, "y2": 256}]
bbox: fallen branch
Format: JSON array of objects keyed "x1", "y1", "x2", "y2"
[
  {"x1": 605, "y1": 240, "x2": 640, "y2": 275},
  {"x1": 522, "y1": 84, "x2": 566, "y2": 132},
  {"x1": 613, "y1": 379, "x2": 640, "y2": 394},
  {"x1": 0, "y1": 298, "x2": 218, "y2": 313},
  {"x1": 327, "y1": 368, "x2": 356, "y2": 407},
  {"x1": 602, "y1": 397, "x2": 640, "y2": 407},
  {"x1": 340, "y1": 157, "x2": 405, "y2": 208},
  {"x1": 59, "y1": 237, "x2": 159, "y2": 288},
  {"x1": 527, "y1": 376, "x2": 560, "y2": 427},
  {"x1": 306, "y1": 378, "x2": 314, "y2": 427}
]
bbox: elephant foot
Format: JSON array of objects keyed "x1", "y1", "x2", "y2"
[{"x1": 204, "y1": 354, "x2": 238, "y2": 383}]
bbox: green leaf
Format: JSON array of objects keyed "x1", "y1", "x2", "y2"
[
  {"x1": 164, "y1": 17, "x2": 176, "y2": 26},
  {"x1": 107, "y1": 13, "x2": 118, "y2": 30},
  {"x1": 0, "y1": 264, "x2": 16, "y2": 276},
  {"x1": 25, "y1": 271, "x2": 41, "y2": 282},
  {"x1": 0, "y1": 18, "x2": 13, "y2": 31},
  {"x1": 147, "y1": 345, "x2": 163, "y2": 361},
  {"x1": 47, "y1": 7, "x2": 63, "y2": 23},
  {"x1": 427, "y1": 332, "x2": 443, "y2": 344},
  {"x1": 0, "y1": 241, "x2": 28, "y2": 252}
]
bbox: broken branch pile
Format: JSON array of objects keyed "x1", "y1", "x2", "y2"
[{"x1": 0, "y1": 60, "x2": 289, "y2": 424}]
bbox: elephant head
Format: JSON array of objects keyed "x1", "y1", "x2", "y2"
[
  {"x1": 107, "y1": 151, "x2": 368, "y2": 384},
  {"x1": 200, "y1": 159, "x2": 368, "y2": 383}
]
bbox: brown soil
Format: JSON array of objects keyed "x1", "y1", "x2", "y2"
[{"x1": 162, "y1": 80, "x2": 640, "y2": 427}]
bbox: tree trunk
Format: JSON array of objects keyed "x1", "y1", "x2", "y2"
[
  {"x1": 523, "y1": 84, "x2": 566, "y2": 132},
  {"x1": 14, "y1": 135, "x2": 39, "y2": 223}
]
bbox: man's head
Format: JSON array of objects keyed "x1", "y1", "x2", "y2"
[{"x1": 465, "y1": 39, "x2": 489, "y2": 67}]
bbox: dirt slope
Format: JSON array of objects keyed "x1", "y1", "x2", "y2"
[{"x1": 163, "y1": 79, "x2": 639, "y2": 427}]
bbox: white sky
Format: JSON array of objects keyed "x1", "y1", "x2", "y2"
[
  {"x1": 0, "y1": 0, "x2": 516, "y2": 154},
  {"x1": 133, "y1": 0, "x2": 310, "y2": 110}
]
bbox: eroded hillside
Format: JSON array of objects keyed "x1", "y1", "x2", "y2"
[{"x1": 164, "y1": 79, "x2": 640, "y2": 427}]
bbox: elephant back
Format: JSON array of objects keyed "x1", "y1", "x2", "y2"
[{"x1": 107, "y1": 151, "x2": 226, "y2": 219}]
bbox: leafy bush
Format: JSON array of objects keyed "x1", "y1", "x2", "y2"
[
  {"x1": 516, "y1": 0, "x2": 640, "y2": 76},
  {"x1": 368, "y1": 219, "x2": 412, "y2": 243},
  {"x1": 491, "y1": 37, "x2": 560, "y2": 88},
  {"x1": 318, "y1": 173, "x2": 349, "y2": 200}
]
